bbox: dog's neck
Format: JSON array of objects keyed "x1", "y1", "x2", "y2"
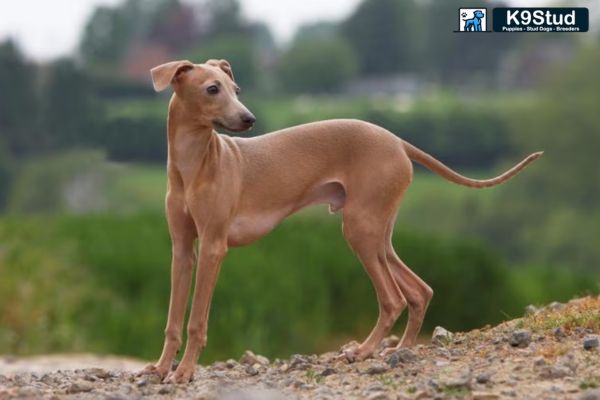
[{"x1": 167, "y1": 94, "x2": 221, "y2": 188}]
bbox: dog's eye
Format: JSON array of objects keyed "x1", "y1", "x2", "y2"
[{"x1": 206, "y1": 85, "x2": 219, "y2": 95}]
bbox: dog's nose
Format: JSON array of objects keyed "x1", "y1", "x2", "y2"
[{"x1": 241, "y1": 113, "x2": 256, "y2": 125}]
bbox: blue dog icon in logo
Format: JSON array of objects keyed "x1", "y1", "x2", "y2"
[{"x1": 463, "y1": 10, "x2": 485, "y2": 31}]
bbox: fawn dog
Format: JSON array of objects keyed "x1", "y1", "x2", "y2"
[{"x1": 140, "y1": 59, "x2": 542, "y2": 383}]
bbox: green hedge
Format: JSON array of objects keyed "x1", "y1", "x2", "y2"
[{"x1": 0, "y1": 213, "x2": 595, "y2": 362}]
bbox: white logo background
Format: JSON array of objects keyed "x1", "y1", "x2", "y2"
[{"x1": 458, "y1": 8, "x2": 488, "y2": 32}]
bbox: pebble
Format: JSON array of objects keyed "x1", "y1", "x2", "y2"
[
  {"x1": 320, "y1": 367, "x2": 336, "y2": 377},
  {"x1": 245, "y1": 365, "x2": 259, "y2": 376},
  {"x1": 367, "y1": 392, "x2": 391, "y2": 400},
  {"x1": 583, "y1": 336, "x2": 599, "y2": 350},
  {"x1": 431, "y1": 326, "x2": 453, "y2": 346},
  {"x1": 240, "y1": 350, "x2": 270, "y2": 366},
  {"x1": 66, "y1": 380, "x2": 94, "y2": 394},
  {"x1": 553, "y1": 327, "x2": 567, "y2": 338},
  {"x1": 532, "y1": 356, "x2": 547, "y2": 367},
  {"x1": 475, "y1": 372, "x2": 492, "y2": 384},
  {"x1": 158, "y1": 384, "x2": 175, "y2": 395},
  {"x1": 136, "y1": 373, "x2": 161, "y2": 387},
  {"x1": 289, "y1": 354, "x2": 310, "y2": 370},
  {"x1": 84, "y1": 367, "x2": 112, "y2": 379},
  {"x1": 363, "y1": 383, "x2": 385, "y2": 393},
  {"x1": 380, "y1": 335, "x2": 400, "y2": 349},
  {"x1": 365, "y1": 363, "x2": 389, "y2": 375},
  {"x1": 472, "y1": 392, "x2": 500, "y2": 400},
  {"x1": 579, "y1": 389, "x2": 600, "y2": 400},
  {"x1": 509, "y1": 329, "x2": 531, "y2": 348},
  {"x1": 386, "y1": 348, "x2": 418, "y2": 367},
  {"x1": 538, "y1": 365, "x2": 570, "y2": 379},
  {"x1": 548, "y1": 301, "x2": 565, "y2": 311},
  {"x1": 524, "y1": 304, "x2": 539, "y2": 316}
]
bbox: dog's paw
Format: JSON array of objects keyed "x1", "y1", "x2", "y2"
[
  {"x1": 137, "y1": 363, "x2": 169, "y2": 379},
  {"x1": 339, "y1": 342, "x2": 373, "y2": 363},
  {"x1": 166, "y1": 364, "x2": 195, "y2": 384}
]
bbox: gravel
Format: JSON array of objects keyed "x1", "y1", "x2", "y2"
[{"x1": 0, "y1": 297, "x2": 598, "y2": 399}]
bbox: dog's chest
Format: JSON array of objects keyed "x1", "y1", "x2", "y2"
[
  {"x1": 172, "y1": 133, "x2": 204, "y2": 181},
  {"x1": 227, "y1": 211, "x2": 288, "y2": 247}
]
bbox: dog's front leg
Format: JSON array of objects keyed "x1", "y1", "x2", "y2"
[
  {"x1": 166, "y1": 235, "x2": 228, "y2": 383},
  {"x1": 140, "y1": 195, "x2": 196, "y2": 379}
]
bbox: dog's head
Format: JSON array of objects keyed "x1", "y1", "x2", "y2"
[
  {"x1": 150, "y1": 59, "x2": 256, "y2": 132},
  {"x1": 473, "y1": 10, "x2": 485, "y2": 18}
]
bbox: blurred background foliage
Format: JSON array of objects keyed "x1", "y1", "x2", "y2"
[{"x1": 0, "y1": 0, "x2": 598, "y2": 362}]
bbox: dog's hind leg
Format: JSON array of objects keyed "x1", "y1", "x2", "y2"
[
  {"x1": 341, "y1": 205, "x2": 407, "y2": 362},
  {"x1": 381, "y1": 216, "x2": 433, "y2": 353}
]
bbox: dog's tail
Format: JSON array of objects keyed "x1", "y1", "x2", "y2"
[{"x1": 403, "y1": 141, "x2": 543, "y2": 189}]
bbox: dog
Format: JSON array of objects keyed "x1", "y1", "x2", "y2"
[
  {"x1": 139, "y1": 59, "x2": 542, "y2": 383},
  {"x1": 463, "y1": 10, "x2": 485, "y2": 31}
]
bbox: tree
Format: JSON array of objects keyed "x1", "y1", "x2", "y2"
[
  {"x1": 420, "y1": 0, "x2": 518, "y2": 83},
  {"x1": 484, "y1": 44, "x2": 600, "y2": 270},
  {"x1": 79, "y1": 0, "x2": 187, "y2": 72},
  {"x1": 0, "y1": 40, "x2": 39, "y2": 155},
  {"x1": 40, "y1": 59, "x2": 99, "y2": 149},
  {"x1": 184, "y1": 34, "x2": 259, "y2": 90},
  {"x1": 341, "y1": 0, "x2": 419, "y2": 75},
  {"x1": 278, "y1": 34, "x2": 358, "y2": 94}
]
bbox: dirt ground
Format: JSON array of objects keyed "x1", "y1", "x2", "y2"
[{"x1": 1, "y1": 296, "x2": 599, "y2": 400}]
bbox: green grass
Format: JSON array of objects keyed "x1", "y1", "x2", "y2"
[{"x1": 105, "y1": 163, "x2": 166, "y2": 212}]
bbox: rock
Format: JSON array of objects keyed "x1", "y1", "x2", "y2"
[
  {"x1": 365, "y1": 363, "x2": 389, "y2": 375},
  {"x1": 10, "y1": 373, "x2": 33, "y2": 386},
  {"x1": 548, "y1": 301, "x2": 565, "y2": 311},
  {"x1": 475, "y1": 372, "x2": 492, "y2": 384},
  {"x1": 380, "y1": 335, "x2": 400, "y2": 349},
  {"x1": 240, "y1": 350, "x2": 270, "y2": 366},
  {"x1": 524, "y1": 304, "x2": 539, "y2": 316},
  {"x1": 319, "y1": 367, "x2": 336, "y2": 377},
  {"x1": 509, "y1": 329, "x2": 531, "y2": 348},
  {"x1": 363, "y1": 383, "x2": 386, "y2": 393},
  {"x1": 472, "y1": 392, "x2": 500, "y2": 400},
  {"x1": 289, "y1": 354, "x2": 310, "y2": 370},
  {"x1": 558, "y1": 353, "x2": 578, "y2": 373},
  {"x1": 532, "y1": 356, "x2": 547, "y2": 367},
  {"x1": 245, "y1": 365, "x2": 259, "y2": 376},
  {"x1": 579, "y1": 389, "x2": 600, "y2": 400},
  {"x1": 553, "y1": 327, "x2": 567, "y2": 338},
  {"x1": 66, "y1": 380, "x2": 93, "y2": 394},
  {"x1": 136, "y1": 373, "x2": 161, "y2": 387},
  {"x1": 583, "y1": 336, "x2": 599, "y2": 350},
  {"x1": 83, "y1": 367, "x2": 112, "y2": 379},
  {"x1": 158, "y1": 385, "x2": 175, "y2": 395},
  {"x1": 538, "y1": 365, "x2": 570, "y2": 379},
  {"x1": 386, "y1": 348, "x2": 418, "y2": 367},
  {"x1": 367, "y1": 393, "x2": 391, "y2": 400},
  {"x1": 225, "y1": 359, "x2": 238, "y2": 369},
  {"x1": 432, "y1": 326, "x2": 453, "y2": 346},
  {"x1": 314, "y1": 386, "x2": 334, "y2": 399}
]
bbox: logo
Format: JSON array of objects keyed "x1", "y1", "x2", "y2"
[
  {"x1": 493, "y1": 8, "x2": 588, "y2": 32},
  {"x1": 456, "y1": 8, "x2": 489, "y2": 32}
]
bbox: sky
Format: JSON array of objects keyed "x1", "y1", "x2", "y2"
[{"x1": 0, "y1": 0, "x2": 361, "y2": 61}]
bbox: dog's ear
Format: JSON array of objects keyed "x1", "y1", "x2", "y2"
[
  {"x1": 206, "y1": 59, "x2": 235, "y2": 82},
  {"x1": 150, "y1": 60, "x2": 194, "y2": 92}
]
